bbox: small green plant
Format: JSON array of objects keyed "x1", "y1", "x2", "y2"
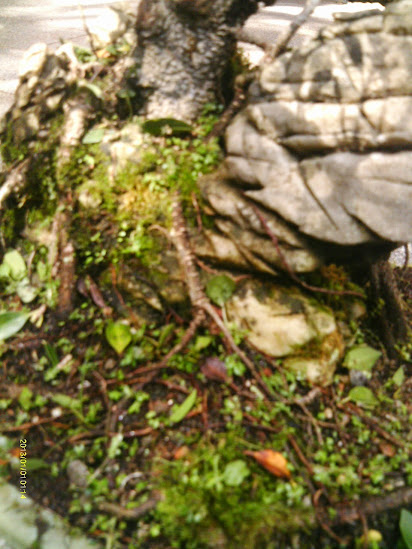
[{"x1": 400, "y1": 509, "x2": 412, "y2": 549}]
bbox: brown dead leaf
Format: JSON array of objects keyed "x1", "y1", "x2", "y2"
[
  {"x1": 173, "y1": 446, "x2": 190, "y2": 460},
  {"x1": 96, "y1": 49, "x2": 112, "y2": 59},
  {"x1": 201, "y1": 357, "x2": 229, "y2": 383},
  {"x1": 86, "y1": 275, "x2": 112, "y2": 316},
  {"x1": 379, "y1": 442, "x2": 396, "y2": 457},
  {"x1": 244, "y1": 449, "x2": 291, "y2": 479}
]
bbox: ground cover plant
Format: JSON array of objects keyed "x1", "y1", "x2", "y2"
[
  {"x1": 0, "y1": 109, "x2": 411, "y2": 547},
  {"x1": 0, "y1": 5, "x2": 412, "y2": 546}
]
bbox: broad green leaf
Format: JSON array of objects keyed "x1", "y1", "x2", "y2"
[
  {"x1": 193, "y1": 335, "x2": 213, "y2": 351},
  {"x1": 0, "y1": 311, "x2": 29, "y2": 341},
  {"x1": 400, "y1": 509, "x2": 412, "y2": 549},
  {"x1": 0, "y1": 250, "x2": 27, "y2": 281},
  {"x1": 393, "y1": 366, "x2": 405, "y2": 387},
  {"x1": 82, "y1": 128, "x2": 105, "y2": 144},
  {"x1": 223, "y1": 460, "x2": 250, "y2": 487},
  {"x1": 142, "y1": 118, "x2": 193, "y2": 137},
  {"x1": 79, "y1": 80, "x2": 103, "y2": 99},
  {"x1": 105, "y1": 322, "x2": 132, "y2": 354},
  {"x1": 18, "y1": 387, "x2": 33, "y2": 411},
  {"x1": 206, "y1": 275, "x2": 236, "y2": 307},
  {"x1": 348, "y1": 386, "x2": 379, "y2": 409},
  {"x1": 52, "y1": 394, "x2": 81, "y2": 412},
  {"x1": 26, "y1": 458, "x2": 49, "y2": 471},
  {"x1": 343, "y1": 345, "x2": 381, "y2": 372},
  {"x1": 169, "y1": 389, "x2": 197, "y2": 424}
]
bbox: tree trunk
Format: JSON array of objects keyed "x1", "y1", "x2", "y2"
[{"x1": 131, "y1": 0, "x2": 274, "y2": 121}]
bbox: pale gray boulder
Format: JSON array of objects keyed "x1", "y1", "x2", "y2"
[{"x1": 200, "y1": 0, "x2": 412, "y2": 273}]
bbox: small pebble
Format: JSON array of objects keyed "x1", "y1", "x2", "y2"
[
  {"x1": 67, "y1": 459, "x2": 89, "y2": 488},
  {"x1": 349, "y1": 369, "x2": 370, "y2": 387}
]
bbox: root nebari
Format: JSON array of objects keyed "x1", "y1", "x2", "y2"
[{"x1": 171, "y1": 191, "x2": 272, "y2": 399}]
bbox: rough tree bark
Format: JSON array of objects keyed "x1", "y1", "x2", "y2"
[{"x1": 131, "y1": 0, "x2": 275, "y2": 121}]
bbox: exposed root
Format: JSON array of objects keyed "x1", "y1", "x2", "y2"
[
  {"x1": 268, "y1": 0, "x2": 322, "y2": 60},
  {"x1": 157, "y1": 309, "x2": 206, "y2": 368},
  {"x1": 331, "y1": 487, "x2": 412, "y2": 525},
  {"x1": 0, "y1": 159, "x2": 30, "y2": 210},
  {"x1": 53, "y1": 203, "x2": 76, "y2": 316},
  {"x1": 98, "y1": 495, "x2": 161, "y2": 520},
  {"x1": 171, "y1": 191, "x2": 273, "y2": 399},
  {"x1": 206, "y1": 72, "x2": 254, "y2": 141},
  {"x1": 252, "y1": 203, "x2": 365, "y2": 298},
  {"x1": 57, "y1": 98, "x2": 92, "y2": 172},
  {"x1": 369, "y1": 259, "x2": 409, "y2": 357}
]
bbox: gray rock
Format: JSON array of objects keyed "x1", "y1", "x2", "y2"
[
  {"x1": 201, "y1": 0, "x2": 412, "y2": 273},
  {"x1": 0, "y1": 480, "x2": 99, "y2": 549},
  {"x1": 349, "y1": 369, "x2": 370, "y2": 387},
  {"x1": 2, "y1": 43, "x2": 79, "y2": 143},
  {"x1": 226, "y1": 279, "x2": 343, "y2": 385},
  {"x1": 196, "y1": 170, "x2": 321, "y2": 273},
  {"x1": 67, "y1": 459, "x2": 89, "y2": 489},
  {"x1": 89, "y1": 3, "x2": 138, "y2": 49},
  {"x1": 18, "y1": 43, "x2": 48, "y2": 79}
]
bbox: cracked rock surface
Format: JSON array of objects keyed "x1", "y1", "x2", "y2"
[{"x1": 200, "y1": 0, "x2": 412, "y2": 273}]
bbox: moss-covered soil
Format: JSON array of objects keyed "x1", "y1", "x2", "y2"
[{"x1": 0, "y1": 92, "x2": 411, "y2": 549}]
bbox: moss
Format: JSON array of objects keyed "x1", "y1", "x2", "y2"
[
  {"x1": 0, "y1": 201, "x2": 23, "y2": 244},
  {"x1": 153, "y1": 433, "x2": 315, "y2": 549},
  {"x1": 0, "y1": 119, "x2": 29, "y2": 165}
]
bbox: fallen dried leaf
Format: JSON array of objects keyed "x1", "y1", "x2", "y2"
[
  {"x1": 379, "y1": 442, "x2": 396, "y2": 458},
  {"x1": 173, "y1": 446, "x2": 190, "y2": 460},
  {"x1": 96, "y1": 49, "x2": 112, "y2": 59},
  {"x1": 244, "y1": 449, "x2": 291, "y2": 479},
  {"x1": 87, "y1": 275, "x2": 112, "y2": 316},
  {"x1": 201, "y1": 357, "x2": 229, "y2": 383}
]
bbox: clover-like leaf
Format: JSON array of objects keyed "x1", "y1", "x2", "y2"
[
  {"x1": 392, "y1": 366, "x2": 405, "y2": 387},
  {"x1": 343, "y1": 345, "x2": 381, "y2": 372},
  {"x1": 0, "y1": 250, "x2": 27, "y2": 281},
  {"x1": 105, "y1": 322, "x2": 132, "y2": 354},
  {"x1": 223, "y1": 460, "x2": 250, "y2": 487},
  {"x1": 82, "y1": 128, "x2": 105, "y2": 144},
  {"x1": 18, "y1": 387, "x2": 33, "y2": 412},
  {"x1": 348, "y1": 386, "x2": 379, "y2": 409},
  {"x1": 206, "y1": 275, "x2": 236, "y2": 307}
]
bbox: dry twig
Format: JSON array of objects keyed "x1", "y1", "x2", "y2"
[
  {"x1": 251, "y1": 203, "x2": 365, "y2": 299},
  {"x1": 98, "y1": 494, "x2": 161, "y2": 520},
  {"x1": 268, "y1": 0, "x2": 322, "y2": 60}
]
